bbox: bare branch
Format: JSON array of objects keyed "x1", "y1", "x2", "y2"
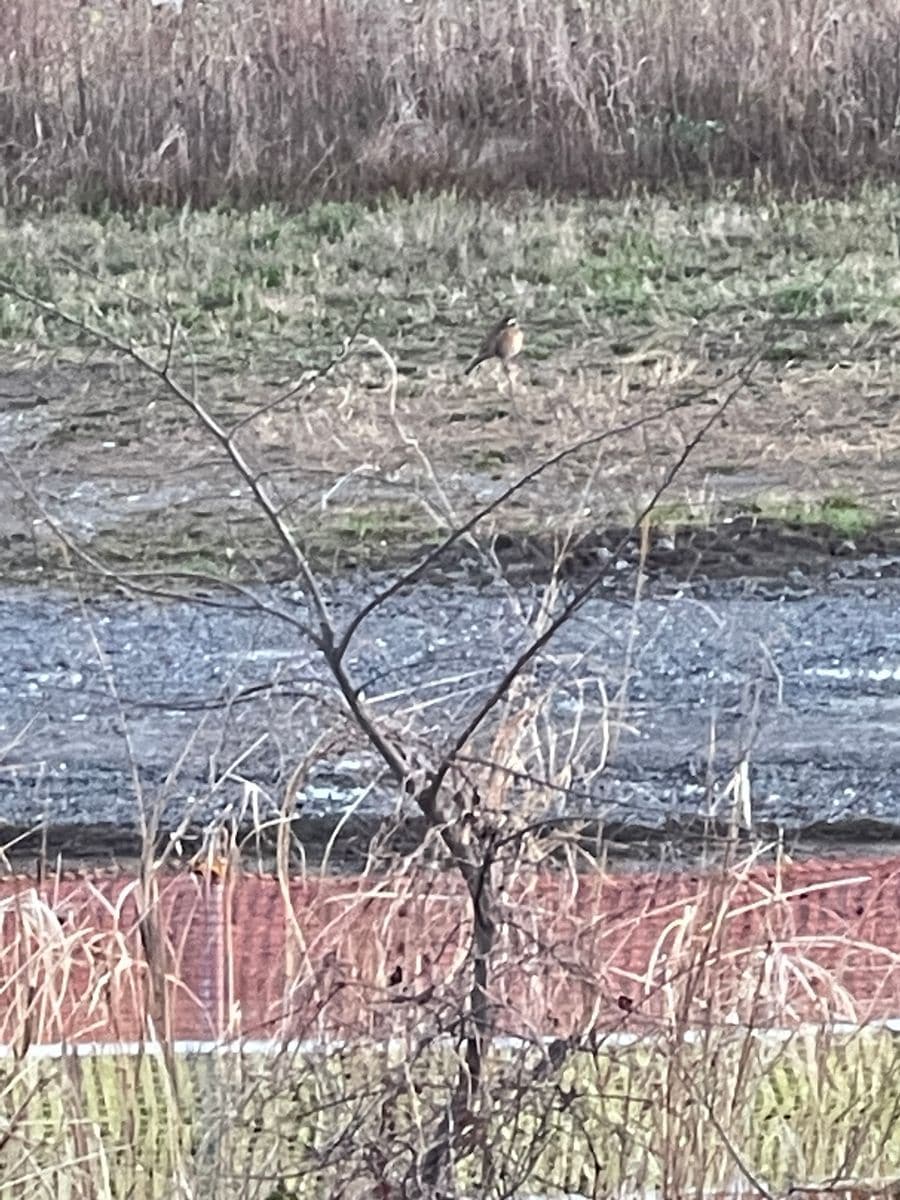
[
  {"x1": 423, "y1": 351, "x2": 762, "y2": 803},
  {"x1": 336, "y1": 376, "x2": 731, "y2": 661},
  {"x1": 0, "y1": 277, "x2": 333, "y2": 643},
  {"x1": 0, "y1": 279, "x2": 412, "y2": 794},
  {"x1": 0, "y1": 447, "x2": 309, "y2": 625},
  {"x1": 228, "y1": 282, "x2": 382, "y2": 437}
]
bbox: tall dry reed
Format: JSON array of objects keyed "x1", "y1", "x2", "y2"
[
  {"x1": 2, "y1": 856, "x2": 899, "y2": 1196},
  {"x1": 2, "y1": 0, "x2": 900, "y2": 210}
]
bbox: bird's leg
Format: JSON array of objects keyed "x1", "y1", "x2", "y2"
[{"x1": 504, "y1": 361, "x2": 519, "y2": 418}]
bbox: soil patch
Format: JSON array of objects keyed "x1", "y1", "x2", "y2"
[{"x1": 3, "y1": 347, "x2": 900, "y2": 593}]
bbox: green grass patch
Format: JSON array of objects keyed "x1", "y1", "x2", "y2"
[
  {"x1": 644, "y1": 492, "x2": 879, "y2": 540},
  {"x1": 1, "y1": 189, "x2": 899, "y2": 372},
  {"x1": 645, "y1": 498, "x2": 717, "y2": 528},
  {"x1": 12, "y1": 500, "x2": 441, "y2": 588},
  {"x1": 756, "y1": 492, "x2": 878, "y2": 538},
  {"x1": 303, "y1": 502, "x2": 442, "y2": 568}
]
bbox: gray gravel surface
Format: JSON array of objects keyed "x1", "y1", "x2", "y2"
[{"x1": 2, "y1": 576, "x2": 900, "y2": 847}]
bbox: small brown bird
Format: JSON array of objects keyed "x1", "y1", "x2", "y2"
[{"x1": 464, "y1": 314, "x2": 524, "y2": 376}]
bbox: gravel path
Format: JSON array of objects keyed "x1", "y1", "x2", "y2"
[{"x1": 2, "y1": 575, "x2": 900, "y2": 852}]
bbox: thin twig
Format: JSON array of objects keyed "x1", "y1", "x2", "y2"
[
  {"x1": 228, "y1": 282, "x2": 383, "y2": 437},
  {"x1": 0, "y1": 278, "x2": 331, "y2": 641},
  {"x1": 424, "y1": 351, "x2": 762, "y2": 802},
  {"x1": 336, "y1": 380, "x2": 730, "y2": 660}
]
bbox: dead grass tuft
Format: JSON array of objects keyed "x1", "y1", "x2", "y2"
[{"x1": 2, "y1": 857, "x2": 900, "y2": 1195}]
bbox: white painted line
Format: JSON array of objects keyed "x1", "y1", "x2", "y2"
[{"x1": 4, "y1": 1018, "x2": 900, "y2": 1060}]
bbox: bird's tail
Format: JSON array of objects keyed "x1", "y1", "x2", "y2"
[{"x1": 464, "y1": 354, "x2": 484, "y2": 375}]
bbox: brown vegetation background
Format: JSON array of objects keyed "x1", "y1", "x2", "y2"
[
  {"x1": 3, "y1": 0, "x2": 900, "y2": 210},
  {"x1": 4, "y1": 856, "x2": 900, "y2": 1046}
]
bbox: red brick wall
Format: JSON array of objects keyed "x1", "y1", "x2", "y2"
[{"x1": 1, "y1": 855, "x2": 899, "y2": 1045}]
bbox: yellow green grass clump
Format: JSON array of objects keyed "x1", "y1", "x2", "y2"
[{"x1": 3, "y1": 1032, "x2": 899, "y2": 1198}]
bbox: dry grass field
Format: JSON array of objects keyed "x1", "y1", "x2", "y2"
[
  {"x1": 2, "y1": 0, "x2": 900, "y2": 585},
  {"x1": 1, "y1": 190, "x2": 898, "y2": 584},
  {"x1": 3, "y1": 0, "x2": 900, "y2": 207}
]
